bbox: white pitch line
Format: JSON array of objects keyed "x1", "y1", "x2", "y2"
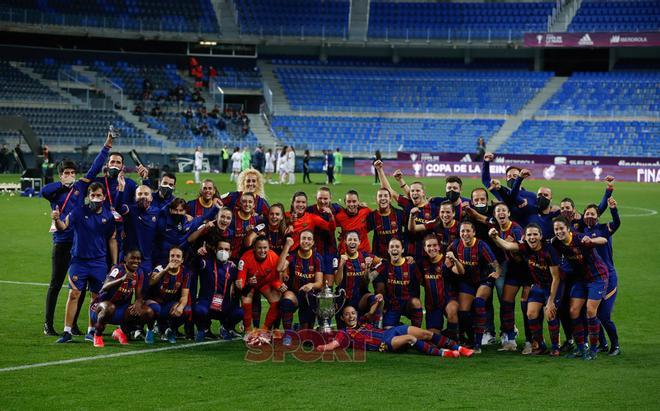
[
  {"x1": 0, "y1": 280, "x2": 50, "y2": 287},
  {"x1": 616, "y1": 206, "x2": 658, "y2": 218},
  {"x1": 0, "y1": 339, "x2": 235, "y2": 373}
]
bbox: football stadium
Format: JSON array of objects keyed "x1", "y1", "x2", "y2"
[{"x1": 0, "y1": 0, "x2": 659, "y2": 408}]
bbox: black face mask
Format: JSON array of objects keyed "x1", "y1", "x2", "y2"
[
  {"x1": 474, "y1": 204, "x2": 489, "y2": 216},
  {"x1": 89, "y1": 200, "x2": 103, "y2": 211},
  {"x1": 171, "y1": 214, "x2": 184, "y2": 224},
  {"x1": 159, "y1": 186, "x2": 173, "y2": 198},
  {"x1": 137, "y1": 197, "x2": 150, "y2": 209},
  {"x1": 506, "y1": 179, "x2": 515, "y2": 189},
  {"x1": 446, "y1": 191, "x2": 460, "y2": 202},
  {"x1": 107, "y1": 167, "x2": 120, "y2": 179},
  {"x1": 584, "y1": 217, "x2": 598, "y2": 227},
  {"x1": 537, "y1": 196, "x2": 551, "y2": 210}
]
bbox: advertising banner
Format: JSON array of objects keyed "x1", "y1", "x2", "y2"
[{"x1": 524, "y1": 32, "x2": 660, "y2": 48}]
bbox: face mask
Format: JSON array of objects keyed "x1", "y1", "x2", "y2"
[
  {"x1": 171, "y1": 214, "x2": 184, "y2": 223},
  {"x1": 446, "y1": 191, "x2": 460, "y2": 202},
  {"x1": 89, "y1": 199, "x2": 103, "y2": 211},
  {"x1": 561, "y1": 210, "x2": 574, "y2": 221},
  {"x1": 159, "y1": 186, "x2": 173, "y2": 198},
  {"x1": 474, "y1": 204, "x2": 489, "y2": 216},
  {"x1": 62, "y1": 176, "x2": 75, "y2": 187},
  {"x1": 137, "y1": 197, "x2": 150, "y2": 209},
  {"x1": 107, "y1": 167, "x2": 120, "y2": 179},
  {"x1": 584, "y1": 217, "x2": 598, "y2": 227},
  {"x1": 216, "y1": 250, "x2": 230, "y2": 262},
  {"x1": 537, "y1": 196, "x2": 550, "y2": 210},
  {"x1": 506, "y1": 179, "x2": 515, "y2": 189}
]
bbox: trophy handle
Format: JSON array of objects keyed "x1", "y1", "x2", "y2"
[{"x1": 335, "y1": 288, "x2": 346, "y2": 313}]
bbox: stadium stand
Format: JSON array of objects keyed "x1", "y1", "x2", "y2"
[
  {"x1": 271, "y1": 116, "x2": 504, "y2": 153},
  {"x1": 368, "y1": 1, "x2": 555, "y2": 40},
  {"x1": 0, "y1": 0, "x2": 219, "y2": 33},
  {"x1": 91, "y1": 60, "x2": 188, "y2": 101},
  {"x1": 275, "y1": 67, "x2": 553, "y2": 115},
  {"x1": 540, "y1": 72, "x2": 660, "y2": 117},
  {"x1": 0, "y1": 106, "x2": 161, "y2": 148},
  {"x1": 568, "y1": 0, "x2": 660, "y2": 32},
  {"x1": 233, "y1": 0, "x2": 350, "y2": 37},
  {"x1": 0, "y1": 61, "x2": 62, "y2": 102},
  {"x1": 499, "y1": 120, "x2": 660, "y2": 157}
]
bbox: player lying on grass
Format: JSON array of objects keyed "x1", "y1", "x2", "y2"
[{"x1": 315, "y1": 306, "x2": 474, "y2": 358}]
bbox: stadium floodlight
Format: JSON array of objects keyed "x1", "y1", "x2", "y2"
[{"x1": 199, "y1": 41, "x2": 217, "y2": 46}]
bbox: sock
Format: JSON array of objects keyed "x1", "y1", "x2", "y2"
[
  {"x1": 242, "y1": 302, "x2": 253, "y2": 331},
  {"x1": 559, "y1": 300, "x2": 573, "y2": 341},
  {"x1": 431, "y1": 332, "x2": 458, "y2": 350},
  {"x1": 264, "y1": 301, "x2": 280, "y2": 329},
  {"x1": 410, "y1": 307, "x2": 423, "y2": 327},
  {"x1": 521, "y1": 300, "x2": 531, "y2": 342},
  {"x1": 458, "y1": 311, "x2": 471, "y2": 342},
  {"x1": 599, "y1": 326, "x2": 608, "y2": 347},
  {"x1": 587, "y1": 316, "x2": 601, "y2": 353},
  {"x1": 473, "y1": 297, "x2": 487, "y2": 348},
  {"x1": 280, "y1": 298, "x2": 295, "y2": 330},
  {"x1": 500, "y1": 300, "x2": 516, "y2": 339},
  {"x1": 87, "y1": 326, "x2": 94, "y2": 334},
  {"x1": 602, "y1": 319, "x2": 619, "y2": 348},
  {"x1": 252, "y1": 298, "x2": 262, "y2": 328},
  {"x1": 529, "y1": 316, "x2": 543, "y2": 344},
  {"x1": 63, "y1": 326, "x2": 72, "y2": 334},
  {"x1": 572, "y1": 317, "x2": 585, "y2": 349},
  {"x1": 446, "y1": 322, "x2": 459, "y2": 341},
  {"x1": 413, "y1": 340, "x2": 442, "y2": 356},
  {"x1": 548, "y1": 318, "x2": 560, "y2": 350}
]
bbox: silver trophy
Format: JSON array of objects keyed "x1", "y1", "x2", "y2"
[{"x1": 307, "y1": 282, "x2": 346, "y2": 334}]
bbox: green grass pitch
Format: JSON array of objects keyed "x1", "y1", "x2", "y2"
[{"x1": 0, "y1": 172, "x2": 659, "y2": 409}]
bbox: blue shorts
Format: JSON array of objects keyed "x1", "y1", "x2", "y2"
[
  {"x1": 383, "y1": 309, "x2": 403, "y2": 328},
  {"x1": 606, "y1": 272, "x2": 618, "y2": 293},
  {"x1": 90, "y1": 302, "x2": 129, "y2": 325},
  {"x1": 504, "y1": 261, "x2": 531, "y2": 287},
  {"x1": 68, "y1": 257, "x2": 108, "y2": 293},
  {"x1": 570, "y1": 278, "x2": 608, "y2": 301},
  {"x1": 458, "y1": 278, "x2": 494, "y2": 296},
  {"x1": 320, "y1": 253, "x2": 338, "y2": 275},
  {"x1": 425, "y1": 306, "x2": 445, "y2": 330},
  {"x1": 528, "y1": 282, "x2": 564, "y2": 306},
  {"x1": 383, "y1": 325, "x2": 409, "y2": 351}
]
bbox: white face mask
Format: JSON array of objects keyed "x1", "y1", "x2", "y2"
[
  {"x1": 62, "y1": 176, "x2": 75, "y2": 187},
  {"x1": 216, "y1": 250, "x2": 230, "y2": 262}
]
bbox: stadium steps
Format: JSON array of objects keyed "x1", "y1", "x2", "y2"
[
  {"x1": 488, "y1": 76, "x2": 568, "y2": 152},
  {"x1": 248, "y1": 112, "x2": 282, "y2": 149},
  {"x1": 9, "y1": 62, "x2": 87, "y2": 108},
  {"x1": 549, "y1": 0, "x2": 582, "y2": 32},
  {"x1": 217, "y1": 0, "x2": 239, "y2": 38},
  {"x1": 349, "y1": 0, "x2": 370, "y2": 41},
  {"x1": 258, "y1": 61, "x2": 294, "y2": 116}
]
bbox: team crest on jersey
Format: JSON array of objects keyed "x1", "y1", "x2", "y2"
[
  {"x1": 177, "y1": 223, "x2": 183, "y2": 230},
  {"x1": 74, "y1": 190, "x2": 80, "y2": 195},
  {"x1": 175, "y1": 282, "x2": 181, "y2": 288},
  {"x1": 238, "y1": 260, "x2": 245, "y2": 270},
  {"x1": 152, "y1": 216, "x2": 156, "y2": 222},
  {"x1": 391, "y1": 222, "x2": 397, "y2": 229},
  {"x1": 110, "y1": 268, "x2": 120, "y2": 278},
  {"x1": 72, "y1": 275, "x2": 78, "y2": 281},
  {"x1": 102, "y1": 218, "x2": 107, "y2": 224}
]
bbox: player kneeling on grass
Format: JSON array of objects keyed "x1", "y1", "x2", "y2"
[
  {"x1": 316, "y1": 306, "x2": 473, "y2": 358},
  {"x1": 145, "y1": 247, "x2": 192, "y2": 344},
  {"x1": 194, "y1": 239, "x2": 243, "y2": 342},
  {"x1": 90, "y1": 250, "x2": 154, "y2": 347},
  {"x1": 277, "y1": 232, "x2": 324, "y2": 335}
]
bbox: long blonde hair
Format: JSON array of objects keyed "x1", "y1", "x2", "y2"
[{"x1": 237, "y1": 168, "x2": 266, "y2": 199}]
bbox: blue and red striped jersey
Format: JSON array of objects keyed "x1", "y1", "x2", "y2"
[
  {"x1": 221, "y1": 191, "x2": 270, "y2": 217},
  {"x1": 418, "y1": 255, "x2": 448, "y2": 310},
  {"x1": 447, "y1": 238, "x2": 497, "y2": 284},
  {"x1": 339, "y1": 251, "x2": 374, "y2": 301},
  {"x1": 336, "y1": 323, "x2": 385, "y2": 351},
  {"x1": 286, "y1": 250, "x2": 322, "y2": 293},
  {"x1": 97, "y1": 264, "x2": 144, "y2": 305},
  {"x1": 374, "y1": 259, "x2": 420, "y2": 311},
  {"x1": 551, "y1": 233, "x2": 609, "y2": 283},
  {"x1": 517, "y1": 242, "x2": 560, "y2": 288},
  {"x1": 229, "y1": 212, "x2": 264, "y2": 260},
  {"x1": 397, "y1": 196, "x2": 436, "y2": 259},
  {"x1": 424, "y1": 219, "x2": 459, "y2": 252},
  {"x1": 306, "y1": 203, "x2": 341, "y2": 256},
  {"x1": 367, "y1": 207, "x2": 405, "y2": 259},
  {"x1": 187, "y1": 198, "x2": 217, "y2": 220},
  {"x1": 151, "y1": 266, "x2": 191, "y2": 303}
]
